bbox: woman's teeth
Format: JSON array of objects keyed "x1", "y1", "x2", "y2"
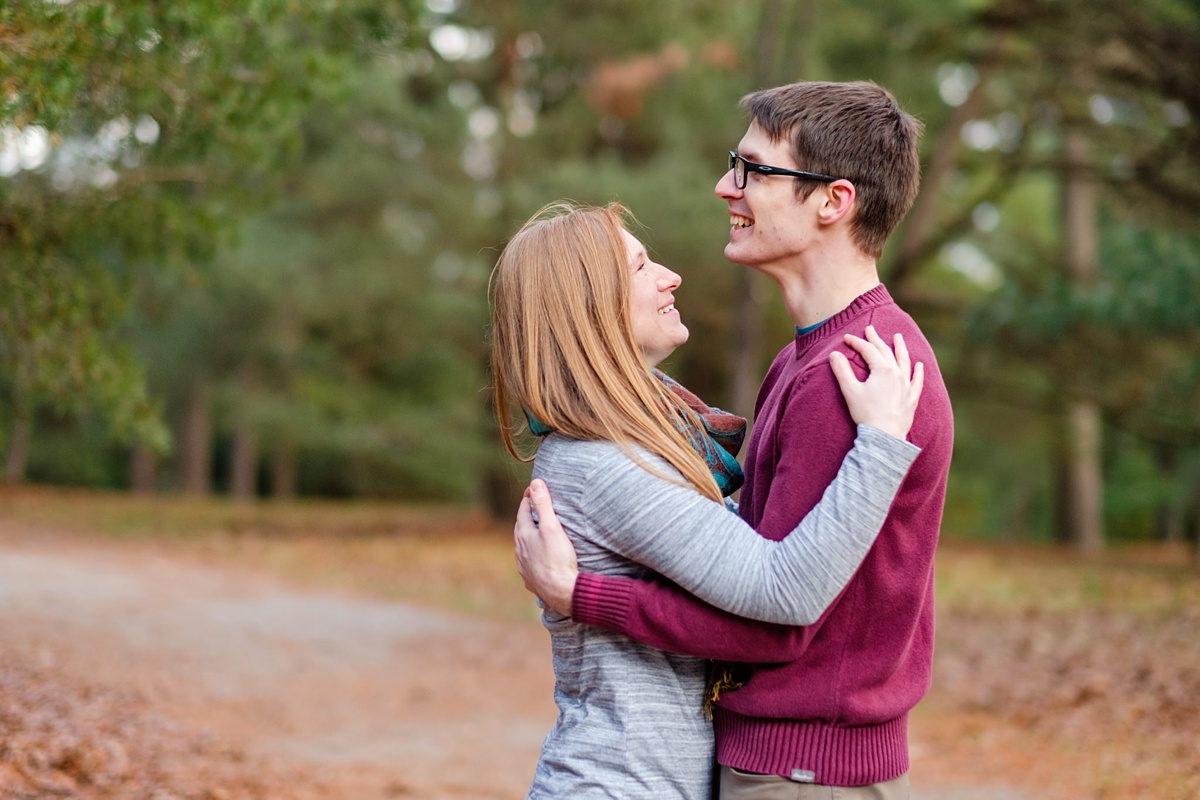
[{"x1": 658, "y1": 304, "x2": 676, "y2": 315}]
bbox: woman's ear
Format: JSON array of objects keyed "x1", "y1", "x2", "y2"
[{"x1": 816, "y1": 179, "x2": 856, "y2": 226}]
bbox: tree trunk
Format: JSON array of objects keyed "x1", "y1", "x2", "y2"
[
  {"x1": 1063, "y1": 129, "x2": 1099, "y2": 285},
  {"x1": 179, "y1": 380, "x2": 213, "y2": 495},
  {"x1": 1066, "y1": 402, "x2": 1104, "y2": 556},
  {"x1": 229, "y1": 427, "x2": 258, "y2": 502},
  {"x1": 1153, "y1": 443, "x2": 1183, "y2": 542},
  {"x1": 1060, "y1": 125, "x2": 1105, "y2": 555},
  {"x1": 271, "y1": 443, "x2": 298, "y2": 500},
  {"x1": 1050, "y1": 426, "x2": 1073, "y2": 545},
  {"x1": 780, "y1": 0, "x2": 818, "y2": 80},
  {"x1": 1159, "y1": 507, "x2": 1185, "y2": 544},
  {"x1": 752, "y1": 0, "x2": 791, "y2": 87},
  {"x1": 229, "y1": 366, "x2": 260, "y2": 503},
  {"x1": 130, "y1": 445, "x2": 158, "y2": 494},
  {"x1": 4, "y1": 412, "x2": 31, "y2": 485},
  {"x1": 729, "y1": 270, "x2": 767, "y2": 422}
]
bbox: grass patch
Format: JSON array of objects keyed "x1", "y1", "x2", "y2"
[
  {"x1": 935, "y1": 539, "x2": 1198, "y2": 616},
  {"x1": 0, "y1": 485, "x2": 536, "y2": 621}
]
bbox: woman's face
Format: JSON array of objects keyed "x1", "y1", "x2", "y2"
[{"x1": 622, "y1": 229, "x2": 688, "y2": 368}]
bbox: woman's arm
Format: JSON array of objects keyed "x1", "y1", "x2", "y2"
[
  {"x1": 514, "y1": 327, "x2": 923, "y2": 626},
  {"x1": 520, "y1": 423, "x2": 917, "y2": 626}
]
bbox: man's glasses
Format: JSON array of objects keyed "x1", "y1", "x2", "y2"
[{"x1": 728, "y1": 151, "x2": 839, "y2": 190}]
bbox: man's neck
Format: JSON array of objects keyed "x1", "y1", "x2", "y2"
[{"x1": 770, "y1": 248, "x2": 881, "y2": 329}]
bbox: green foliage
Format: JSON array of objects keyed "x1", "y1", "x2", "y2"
[
  {"x1": 0, "y1": 0, "x2": 419, "y2": 458},
  {"x1": 123, "y1": 47, "x2": 493, "y2": 499},
  {"x1": 4, "y1": 0, "x2": 1199, "y2": 537},
  {"x1": 967, "y1": 220, "x2": 1200, "y2": 431}
]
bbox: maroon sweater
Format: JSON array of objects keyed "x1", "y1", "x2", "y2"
[{"x1": 572, "y1": 285, "x2": 954, "y2": 786}]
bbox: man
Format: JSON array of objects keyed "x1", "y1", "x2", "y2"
[{"x1": 515, "y1": 81, "x2": 953, "y2": 799}]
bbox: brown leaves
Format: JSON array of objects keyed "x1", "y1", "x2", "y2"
[
  {"x1": 0, "y1": 649, "x2": 330, "y2": 800},
  {"x1": 585, "y1": 45, "x2": 690, "y2": 121},
  {"x1": 933, "y1": 606, "x2": 1200, "y2": 797}
]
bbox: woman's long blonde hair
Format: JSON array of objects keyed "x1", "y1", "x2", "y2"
[{"x1": 489, "y1": 201, "x2": 721, "y2": 503}]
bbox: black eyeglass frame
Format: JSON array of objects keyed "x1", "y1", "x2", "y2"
[{"x1": 728, "y1": 151, "x2": 839, "y2": 189}]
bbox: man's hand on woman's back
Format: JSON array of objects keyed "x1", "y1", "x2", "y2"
[{"x1": 514, "y1": 479, "x2": 579, "y2": 617}]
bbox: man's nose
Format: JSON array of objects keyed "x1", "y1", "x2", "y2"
[{"x1": 715, "y1": 168, "x2": 741, "y2": 199}]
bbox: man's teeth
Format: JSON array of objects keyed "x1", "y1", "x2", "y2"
[
  {"x1": 731, "y1": 215, "x2": 752, "y2": 229},
  {"x1": 658, "y1": 304, "x2": 676, "y2": 315}
]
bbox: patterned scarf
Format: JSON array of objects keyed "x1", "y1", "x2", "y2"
[{"x1": 651, "y1": 370, "x2": 745, "y2": 498}]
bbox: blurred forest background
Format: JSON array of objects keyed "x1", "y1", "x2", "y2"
[{"x1": 2, "y1": 0, "x2": 1199, "y2": 556}]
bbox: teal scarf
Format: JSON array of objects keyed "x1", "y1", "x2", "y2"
[
  {"x1": 524, "y1": 371, "x2": 746, "y2": 498},
  {"x1": 651, "y1": 370, "x2": 745, "y2": 497}
]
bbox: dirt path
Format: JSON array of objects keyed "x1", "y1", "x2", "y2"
[
  {"x1": 0, "y1": 535, "x2": 1030, "y2": 800},
  {"x1": 0, "y1": 537, "x2": 556, "y2": 799}
]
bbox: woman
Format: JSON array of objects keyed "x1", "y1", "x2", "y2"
[{"x1": 489, "y1": 202, "x2": 922, "y2": 799}]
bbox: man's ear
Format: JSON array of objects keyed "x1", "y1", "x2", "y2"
[{"x1": 816, "y1": 179, "x2": 856, "y2": 226}]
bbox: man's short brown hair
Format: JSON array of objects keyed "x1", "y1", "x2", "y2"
[{"x1": 741, "y1": 81, "x2": 923, "y2": 259}]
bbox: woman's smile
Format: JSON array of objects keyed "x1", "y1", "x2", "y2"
[{"x1": 623, "y1": 229, "x2": 689, "y2": 368}]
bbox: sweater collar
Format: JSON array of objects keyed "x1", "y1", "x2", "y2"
[{"x1": 792, "y1": 283, "x2": 892, "y2": 353}]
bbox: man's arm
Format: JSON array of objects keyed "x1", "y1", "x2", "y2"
[
  {"x1": 572, "y1": 571, "x2": 821, "y2": 663},
  {"x1": 515, "y1": 478, "x2": 820, "y2": 662}
]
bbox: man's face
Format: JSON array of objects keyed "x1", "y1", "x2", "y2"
[{"x1": 715, "y1": 122, "x2": 818, "y2": 272}]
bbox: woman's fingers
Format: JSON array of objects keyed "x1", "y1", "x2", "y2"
[
  {"x1": 893, "y1": 333, "x2": 911, "y2": 377},
  {"x1": 843, "y1": 326, "x2": 896, "y2": 372},
  {"x1": 842, "y1": 327, "x2": 919, "y2": 380},
  {"x1": 863, "y1": 324, "x2": 889, "y2": 355},
  {"x1": 911, "y1": 361, "x2": 925, "y2": 400},
  {"x1": 829, "y1": 349, "x2": 857, "y2": 397},
  {"x1": 842, "y1": 333, "x2": 884, "y2": 369}
]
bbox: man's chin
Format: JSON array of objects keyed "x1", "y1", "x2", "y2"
[{"x1": 724, "y1": 242, "x2": 754, "y2": 267}]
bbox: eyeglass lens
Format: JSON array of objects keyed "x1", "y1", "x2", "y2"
[{"x1": 730, "y1": 154, "x2": 745, "y2": 189}]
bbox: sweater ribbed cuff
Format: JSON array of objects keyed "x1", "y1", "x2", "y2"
[{"x1": 571, "y1": 572, "x2": 633, "y2": 630}]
